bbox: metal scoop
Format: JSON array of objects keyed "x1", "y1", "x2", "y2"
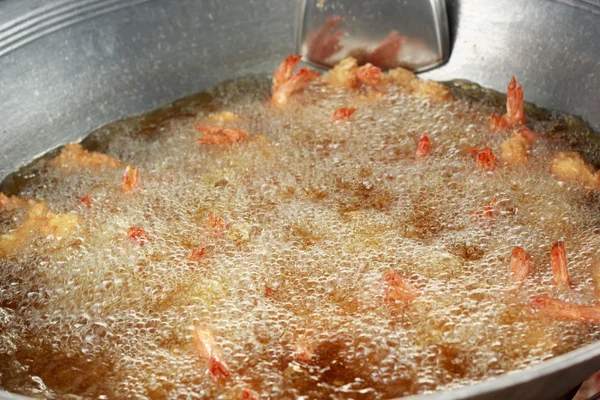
[{"x1": 295, "y1": 0, "x2": 450, "y2": 72}]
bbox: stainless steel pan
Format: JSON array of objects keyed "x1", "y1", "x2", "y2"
[{"x1": 0, "y1": 1, "x2": 599, "y2": 399}]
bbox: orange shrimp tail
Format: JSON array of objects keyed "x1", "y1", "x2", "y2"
[
  {"x1": 490, "y1": 113, "x2": 508, "y2": 132},
  {"x1": 188, "y1": 247, "x2": 206, "y2": 261},
  {"x1": 79, "y1": 194, "x2": 92, "y2": 208},
  {"x1": 273, "y1": 54, "x2": 302, "y2": 91},
  {"x1": 194, "y1": 327, "x2": 231, "y2": 382},
  {"x1": 476, "y1": 147, "x2": 496, "y2": 171},
  {"x1": 550, "y1": 241, "x2": 572, "y2": 287},
  {"x1": 505, "y1": 76, "x2": 525, "y2": 126},
  {"x1": 517, "y1": 127, "x2": 538, "y2": 143},
  {"x1": 122, "y1": 165, "x2": 141, "y2": 192},
  {"x1": 416, "y1": 133, "x2": 431, "y2": 158},
  {"x1": 484, "y1": 197, "x2": 497, "y2": 218},
  {"x1": 511, "y1": 246, "x2": 531, "y2": 282},
  {"x1": 271, "y1": 67, "x2": 320, "y2": 106},
  {"x1": 331, "y1": 107, "x2": 356, "y2": 121},
  {"x1": 208, "y1": 357, "x2": 231, "y2": 382},
  {"x1": 384, "y1": 269, "x2": 419, "y2": 302},
  {"x1": 127, "y1": 226, "x2": 150, "y2": 246}
]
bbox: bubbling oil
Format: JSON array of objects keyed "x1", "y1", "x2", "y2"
[{"x1": 0, "y1": 76, "x2": 599, "y2": 399}]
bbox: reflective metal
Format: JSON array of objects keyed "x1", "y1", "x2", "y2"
[
  {"x1": 0, "y1": 1, "x2": 599, "y2": 399},
  {"x1": 295, "y1": 0, "x2": 450, "y2": 71}
]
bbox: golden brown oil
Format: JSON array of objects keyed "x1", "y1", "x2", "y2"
[{"x1": 0, "y1": 76, "x2": 599, "y2": 399}]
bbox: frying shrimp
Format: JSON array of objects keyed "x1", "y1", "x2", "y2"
[
  {"x1": 126, "y1": 227, "x2": 150, "y2": 246},
  {"x1": 416, "y1": 133, "x2": 431, "y2": 158},
  {"x1": 531, "y1": 296, "x2": 600, "y2": 322},
  {"x1": 331, "y1": 107, "x2": 356, "y2": 122},
  {"x1": 384, "y1": 269, "x2": 419, "y2": 302},
  {"x1": 188, "y1": 247, "x2": 206, "y2": 261},
  {"x1": 490, "y1": 113, "x2": 508, "y2": 132},
  {"x1": 489, "y1": 77, "x2": 525, "y2": 131},
  {"x1": 324, "y1": 57, "x2": 358, "y2": 88},
  {"x1": 517, "y1": 127, "x2": 538, "y2": 143},
  {"x1": 195, "y1": 124, "x2": 249, "y2": 145},
  {"x1": 356, "y1": 63, "x2": 382, "y2": 89},
  {"x1": 122, "y1": 165, "x2": 141, "y2": 192},
  {"x1": 511, "y1": 246, "x2": 531, "y2": 283},
  {"x1": 272, "y1": 54, "x2": 302, "y2": 92},
  {"x1": 307, "y1": 15, "x2": 343, "y2": 64},
  {"x1": 475, "y1": 147, "x2": 496, "y2": 171},
  {"x1": 474, "y1": 197, "x2": 498, "y2": 219},
  {"x1": 79, "y1": 194, "x2": 92, "y2": 208},
  {"x1": 550, "y1": 152, "x2": 600, "y2": 189},
  {"x1": 368, "y1": 30, "x2": 405, "y2": 69},
  {"x1": 194, "y1": 327, "x2": 231, "y2": 382},
  {"x1": 550, "y1": 241, "x2": 572, "y2": 288},
  {"x1": 50, "y1": 143, "x2": 122, "y2": 170},
  {"x1": 206, "y1": 212, "x2": 227, "y2": 237},
  {"x1": 271, "y1": 55, "x2": 320, "y2": 106}
]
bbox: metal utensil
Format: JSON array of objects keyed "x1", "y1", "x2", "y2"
[{"x1": 295, "y1": 0, "x2": 450, "y2": 71}]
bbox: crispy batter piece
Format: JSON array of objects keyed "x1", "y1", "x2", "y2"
[
  {"x1": 205, "y1": 111, "x2": 240, "y2": 124},
  {"x1": 550, "y1": 152, "x2": 600, "y2": 188},
  {"x1": 0, "y1": 193, "x2": 27, "y2": 210},
  {"x1": 386, "y1": 66, "x2": 453, "y2": 102},
  {"x1": 0, "y1": 201, "x2": 79, "y2": 257},
  {"x1": 324, "y1": 57, "x2": 359, "y2": 88},
  {"x1": 501, "y1": 131, "x2": 530, "y2": 165},
  {"x1": 411, "y1": 79, "x2": 454, "y2": 102},
  {"x1": 50, "y1": 143, "x2": 122, "y2": 170}
]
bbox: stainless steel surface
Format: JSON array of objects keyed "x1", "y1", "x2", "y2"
[
  {"x1": 295, "y1": 0, "x2": 449, "y2": 71},
  {"x1": 0, "y1": 0, "x2": 599, "y2": 399}
]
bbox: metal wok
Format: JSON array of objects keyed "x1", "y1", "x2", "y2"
[{"x1": 0, "y1": 1, "x2": 598, "y2": 399}]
